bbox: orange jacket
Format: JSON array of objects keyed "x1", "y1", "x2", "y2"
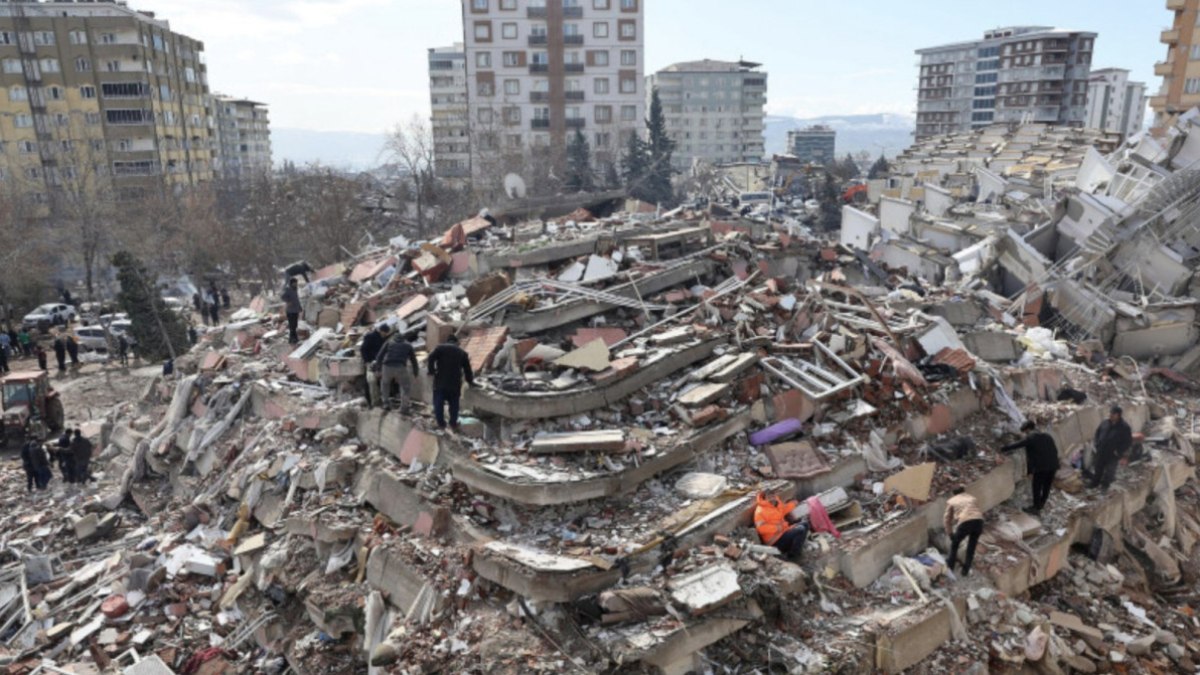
[{"x1": 755, "y1": 493, "x2": 798, "y2": 545}]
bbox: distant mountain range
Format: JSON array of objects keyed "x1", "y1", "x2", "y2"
[
  {"x1": 764, "y1": 113, "x2": 915, "y2": 159},
  {"x1": 272, "y1": 112, "x2": 917, "y2": 171}
]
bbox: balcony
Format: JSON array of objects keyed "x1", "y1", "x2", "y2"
[
  {"x1": 565, "y1": 117, "x2": 585, "y2": 128},
  {"x1": 565, "y1": 62, "x2": 584, "y2": 73},
  {"x1": 565, "y1": 90, "x2": 584, "y2": 101},
  {"x1": 527, "y1": 6, "x2": 547, "y2": 17},
  {"x1": 528, "y1": 34, "x2": 547, "y2": 46},
  {"x1": 1163, "y1": 27, "x2": 1181, "y2": 44},
  {"x1": 1156, "y1": 60, "x2": 1174, "y2": 76},
  {"x1": 1169, "y1": 0, "x2": 1186, "y2": 10},
  {"x1": 563, "y1": 6, "x2": 583, "y2": 18},
  {"x1": 531, "y1": 118, "x2": 550, "y2": 129},
  {"x1": 564, "y1": 34, "x2": 584, "y2": 45},
  {"x1": 1149, "y1": 94, "x2": 1168, "y2": 109},
  {"x1": 530, "y1": 91, "x2": 549, "y2": 102},
  {"x1": 529, "y1": 63, "x2": 549, "y2": 73}
]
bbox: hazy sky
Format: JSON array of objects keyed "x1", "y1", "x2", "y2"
[{"x1": 147, "y1": 0, "x2": 1165, "y2": 133}]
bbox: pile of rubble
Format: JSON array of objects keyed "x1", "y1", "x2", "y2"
[{"x1": 5, "y1": 115, "x2": 1200, "y2": 675}]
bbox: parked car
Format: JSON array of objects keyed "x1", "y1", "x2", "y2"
[
  {"x1": 21, "y1": 303, "x2": 76, "y2": 330},
  {"x1": 107, "y1": 319, "x2": 133, "y2": 337},
  {"x1": 161, "y1": 297, "x2": 189, "y2": 315},
  {"x1": 72, "y1": 326, "x2": 109, "y2": 352}
]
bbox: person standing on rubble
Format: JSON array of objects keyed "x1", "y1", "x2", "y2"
[
  {"x1": 285, "y1": 261, "x2": 314, "y2": 283},
  {"x1": 375, "y1": 330, "x2": 419, "y2": 412},
  {"x1": 21, "y1": 437, "x2": 51, "y2": 491},
  {"x1": 35, "y1": 344, "x2": 47, "y2": 371},
  {"x1": 51, "y1": 335, "x2": 66, "y2": 372},
  {"x1": 360, "y1": 324, "x2": 390, "y2": 408},
  {"x1": 944, "y1": 487, "x2": 985, "y2": 577},
  {"x1": 754, "y1": 490, "x2": 809, "y2": 560},
  {"x1": 281, "y1": 278, "x2": 302, "y2": 345},
  {"x1": 70, "y1": 429, "x2": 93, "y2": 484},
  {"x1": 55, "y1": 428, "x2": 74, "y2": 482},
  {"x1": 117, "y1": 333, "x2": 130, "y2": 367},
  {"x1": 65, "y1": 333, "x2": 79, "y2": 368},
  {"x1": 1001, "y1": 420, "x2": 1060, "y2": 514},
  {"x1": 427, "y1": 334, "x2": 474, "y2": 430},
  {"x1": 1088, "y1": 406, "x2": 1132, "y2": 490},
  {"x1": 18, "y1": 327, "x2": 32, "y2": 357}
]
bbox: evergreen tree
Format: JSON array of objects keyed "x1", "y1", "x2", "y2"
[
  {"x1": 643, "y1": 88, "x2": 676, "y2": 206},
  {"x1": 819, "y1": 170, "x2": 842, "y2": 231},
  {"x1": 868, "y1": 154, "x2": 891, "y2": 180},
  {"x1": 603, "y1": 161, "x2": 620, "y2": 189},
  {"x1": 621, "y1": 132, "x2": 649, "y2": 201},
  {"x1": 112, "y1": 251, "x2": 190, "y2": 362},
  {"x1": 837, "y1": 153, "x2": 860, "y2": 181},
  {"x1": 564, "y1": 129, "x2": 595, "y2": 193}
]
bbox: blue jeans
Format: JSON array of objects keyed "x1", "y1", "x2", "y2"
[{"x1": 432, "y1": 387, "x2": 461, "y2": 428}]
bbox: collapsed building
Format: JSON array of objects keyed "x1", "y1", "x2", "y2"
[{"x1": 3, "y1": 118, "x2": 1200, "y2": 675}]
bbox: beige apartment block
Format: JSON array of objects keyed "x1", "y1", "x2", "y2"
[
  {"x1": 212, "y1": 94, "x2": 271, "y2": 182},
  {"x1": 1152, "y1": 0, "x2": 1200, "y2": 130}
]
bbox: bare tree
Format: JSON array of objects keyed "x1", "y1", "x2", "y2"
[{"x1": 384, "y1": 114, "x2": 436, "y2": 235}]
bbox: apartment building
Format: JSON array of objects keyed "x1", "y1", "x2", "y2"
[
  {"x1": 0, "y1": 0, "x2": 214, "y2": 206},
  {"x1": 1084, "y1": 68, "x2": 1146, "y2": 139},
  {"x1": 915, "y1": 26, "x2": 1095, "y2": 139},
  {"x1": 212, "y1": 94, "x2": 271, "y2": 182},
  {"x1": 646, "y1": 59, "x2": 766, "y2": 171},
  {"x1": 429, "y1": 43, "x2": 470, "y2": 183},
  {"x1": 459, "y1": 0, "x2": 645, "y2": 186},
  {"x1": 1151, "y1": 0, "x2": 1200, "y2": 130},
  {"x1": 786, "y1": 125, "x2": 835, "y2": 166}
]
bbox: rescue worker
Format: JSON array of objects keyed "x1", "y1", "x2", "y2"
[
  {"x1": 754, "y1": 490, "x2": 808, "y2": 560},
  {"x1": 65, "y1": 333, "x2": 79, "y2": 367},
  {"x1": 70, "y1": 429, "x2": 93, "y2": 484},
  {"x1": 426, "y1": 334, "x2": 474, "y2": 430},
  {"x1": 55, "y1": 428, "x2": 74, "y2": 482},
  {"x1": 20, "y1": 438, "x2": 50, "y2": 491},
  {"x1": 374, "y1": 330, "x2": 418, "y2": 412},
  {"x1": 281, "y1": 278, "x2": 302, "y2": 345},
  {"x1": 1088, "y1": 406, "x2": 1132, "y2": 490},
  {"x1": 944, "y1": 487, "x2": 985, "y2": 577},
  {"x1": 360, "y1": 324, "x2": 390, "y2": 408},
  {"x1": 1001, "y1": 419, "x2": 1060, "y2": 514},
  {"x1": 52, "y1": 336, "x2": 66, "y2": 372}
]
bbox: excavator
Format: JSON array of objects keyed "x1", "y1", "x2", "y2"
[{"x1": 842, "y1": 182, "x2": 869, "y2": 204}]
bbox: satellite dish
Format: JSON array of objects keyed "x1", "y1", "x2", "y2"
[{"x1": 504, "y1": 173, "x2": 527, "y2": 199}]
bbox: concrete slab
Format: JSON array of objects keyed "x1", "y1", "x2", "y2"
[
  {"x1": 530, "y1": 430, "x2": 626, "y2": 454},
  {"x1": 678, "y1": 382, "x2": 730, "y2": 407}
]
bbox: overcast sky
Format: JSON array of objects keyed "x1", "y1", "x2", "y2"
[{"x1": 148, "y1": 0, "x2": 1165, "y2": 133}]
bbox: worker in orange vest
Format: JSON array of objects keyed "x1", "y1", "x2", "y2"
[{"x1": 755, "y1": 490, "x2": 809, "y2": 560}]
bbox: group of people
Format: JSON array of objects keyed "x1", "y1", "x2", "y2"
[
  {"x1": 193, "y1": 284, "x2": 231, "y2": 328},
  {"x1": 752, "y1": 405, "x2": 1137, "y2": 579},
  {"x1": 358, "y1": 324, "x2": 475, "y2": 430},
  {"x1": 21, "y1": 428, "x2": 93, "y2": 492},
  {"x1": 1, "y1": 325, "x2": 48, "y2": 373}
]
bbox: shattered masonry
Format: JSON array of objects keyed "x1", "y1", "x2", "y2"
[{"x1": 9, "y1": 114, "x2": 1200, "y2": 674}]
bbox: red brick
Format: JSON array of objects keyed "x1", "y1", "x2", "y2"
[
  {"x1": 926, "y1": 404, "x2": 952, "y2": 435},
  {"x1": 571, "y1": 327, "x2": 627, "y2": 348},
  {"x1": 688, "y1": 404, "x2": 727, "y2": 428},
  {"x1": 395, "y1": 294, "x2": 429, "y2": 321},
  {"x1": 413, "y1": 508, "x2": 451, "y2": 537},
  {"x1": 460, "y1": 326, "x2": 509, "y2": 372},
  {"x1": 734, "y1": 372, "x2": 765, "y2": 404},
  {"x1": 593, "y1": 356, "x2": 637, "y2": 385}
]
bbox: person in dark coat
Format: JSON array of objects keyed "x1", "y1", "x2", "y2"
[
  {"x1": 52, "y1": 337, "x2": 66, "y2": 372},
  {"x1": 21, "y1": 438, "x2": 51, "y2": 491},
  {"x1": 70, "y1": 429, "x2": 93, "y2": 484},
  {"x1": 117, "y1": 334, "x2": 130, "y2": 366},
  {"x1": 1002, "y1": 420, "x2": 1060, "y2": 513},
  {"x1": 55, "y1": 428, "x2": 74, "y2": 482},
  {"x1": 285, "y1": 261, "x2": 314, "y2": 283},
  {"x1": 35, "y1": 344, "x2": 47, "y2": 371},
  {"x1": 192, "y1": 292, "x2": 203, "y2": 314},
  {"x1": 375, "y1": 331, "x2": 418, "y2": 412},
  {"x1": 427, "y1": 334, "x2": 474, "y2": 430},
  {"x1": 208, "y1": 298, "x2": 220, "y2": 326},
  {"x1": 1088, "y1": 406, "x2": 1132, "y2": 490},
  {"x1": 221, "y1": 288, "x2": 231, "y2": 309},
  {"x1": 65, "y1": 335, "x2": 79, "y2": 366},
  {"x1": 360, "y1": 324, "x2": 390, "y2": 408},
  {"x1": 281, "y1": 278, "x2": 302, "y2": 345}
]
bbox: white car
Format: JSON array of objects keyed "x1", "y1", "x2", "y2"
[
  {"x1": 73, "y1": 326, "x2": 109, "y2": 352},
  {"x1": 22, "y1": 303, "x2": 76, "y2": 329},
  {"x1": 107, "y1": 319, "x2": 133, "y2": 337}
]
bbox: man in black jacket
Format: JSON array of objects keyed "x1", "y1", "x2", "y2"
[
  {"x1": 374, "y1": 330, "x2": 418, "y2": 412},
  {"x1": 71, "y1": 429, "x2": 93, "y2": 484},
  {"x1": 20, "y1": 438, "x2": 51, "y2": 491},
  {"x1": 1002, "y1": 420, "x2": 1060, "y2": 513},
  {"x1": 281, "y1": 278, "x2": 302, "y2": 345},
  {"x1": 427, "y1": 334, "x2": 474, "y2": 430},
  {"x1": 1089, "y1": 406, "x2": 1132, "y2": 490},
  {"x1": 360, "y1": 324, "x2": 390, "y2": 408}
]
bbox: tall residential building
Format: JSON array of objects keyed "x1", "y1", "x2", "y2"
[
  {"x1": 459, "y1": 0, "x2": 644, "y2": 188},
  {"x1": 915, "y1": 26, "x2": 1095, "y2": 139},
  {"x1": 786, "y1": 125, "x2": 835, "y2": 166},
  {"x1": 1151, "y1": 0, "x2": 1200, "y2": 130},
  {"x1": 647, "y1": 59, "x2": 766, "y2": 171},
  {"x1": 211, "y1": 95, "x2": 271, "y2": 181},
  {"x1": 429, "y1": 43, "x2": 470, "y2": 182},
  {"x1": 1085, "y1": 68, "x2": 1146, "y2": 138},
  {"x1": 0, "y1": 0, "x2": 214, "y2": 205}
]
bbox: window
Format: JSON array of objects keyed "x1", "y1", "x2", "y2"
[
  {"x1": 1186, "y1": 78, "x2": 1200, "y2": 95},
  {"x1": 25, "y1": 168, "x2": 41, "y2": 180},
  {"x1": 84, "y1": 112, "x2": 100, "y2": 125},
  {"x1": 504, "y1": 79, "x2": 519, "y2": 95},
  {"x1": 531, "y1": 24, "x2": 547, "y2": 38},
  {"x1": 80, "y1": 85, "x2": 96, "y2": 99},
  {"x1": 620, "y1": 105, "x2": 636, "y2": 121},
  {"x1": 620, "y1": 76, "x2": 636, "y2": 94},
  {"x1": 478, "y1": 108, "x2": 493, "y2": 123},
  {"x1": 99, "y1": 33, "x2": 117, "y2": 44},
  {"x1": 0, "y1": 32, "x2": 11, "y2": 45},
  {"x1": 595, "y1": 105, "x2": 612, "y2": 122},
  {"x1": 68, "y1": 30, "x2": 87, "y2": 45},
  {"x1": 9, "y1": 86, "x2": 27, "y2": 102},
  {"x1": 502, "y1": 51, "x2": 522, "y2": 66},
  {"x1": 502, "y1": 23, "x2": 517, "y2": 39},
  {"x1": 39, "y1": 59, "x2": 59, "y2": 73},
  {"x1": 75, "y1": 57, "x2": 90, "y2": 72},
  {"x1": 1, "y1": 59, "x2": 20, "y2": 74},
  {"x1": 504, "y1": 106, "x2": 521, "y2": 123},
  {"x1": 534, "y1": 107, "x2": 550, "y2": 120},
  {"x1": 60, "y1": 140, "x2": 73, "y2": 152},
  {"x1": 532, "y1": 51, "x2": 549, "y2": 65},
  {"x1": 591, "y1": 50, "x2": 609, "y2": 66},
  {"x1": 619, "y1": 20, "x2": 636, "y2": 39},
  {"x1": 106, "y1": 109, "x2": 150, "y2": 125},
  {"x1": 32, "y1": 31, "x2": 54, "y2": 46},
  {"x1": 47, "y1": 86, "x2": 62, "y2": 100},
  {"x1": 474, "y1": 21, "x2": 492, "y2": 42},
  {"x1": 595, "y1": 78, "x2": 609, "y2": 94},
  {"x1": 564, "y1": 24, "x2": 580, "y2": 36},
  {"x1": 594, "y1": 0, "x2": 610, "y2": 8},
  {"x1": 160, "y1": 84, "x2": 171, "y2": 101},
  {"x1": 18, "y1": 140, "x2": 36, "y2": 154},
  {"x1": 565, "y1": 50, "x2": 582, "y2": 64},
  {"x1": 476, "y1": 52, "x2": 492, "y2": 68},
  {"x1": 55, "y1": 113, "x2": 68, "y2": 126},
  {"x1": 620, "y1": 50, "x2": 636, "y2": 65},
  {"x1": 472, "y1": 0, "x2": 488, "y2": 9},
  {"x1": 102, "y1": 82, "x2": 148, "y2": 98},
  {"x1": 1191, "y1": 44, "x2": 1200, "y2": 61},
  {"x1": 105, "y1": 60, "x2": 121, "y2": 72},
  {"x1": 595, "y1": 132, "x2": 610, "y2": 148},
  {"x1": 14, "y1": 114, "x2": 32, "y2": 128},
  {"x1": 500, "y1": 0, "x2": 517, "y2": 8},
  {"x1": 621, "y1": 0, "x2": 637, "y2": 8},
  {"x1": 478, "y1": 81, "x2": 494, "y2": 96},
  {"x1": 594, "y1": 22, "x2": 609, "y2": 38}
]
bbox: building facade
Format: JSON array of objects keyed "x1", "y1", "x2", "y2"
[
  {"x1": 458, "y1": 0, "x2": 644, "y2": 188},
  {"x1": 429, "y1": 43, "x2": 470, "y2": 183},
  {"x1": 0, "y1": 0, "x2": 215, "y2": 205},
  {"x1": 647, "y1": 59, "x2": 766, "y2": 171},
  {"x1": 212, "y1": 95, "x2": 271, "y2": 181},
  {"x1": 1151, "y1": 0, "x2": 1200, "y2": 130},
  {"x1": 915, "y1": 26, "x2": 1094, "y2": 139},
  {"x1": 1085, "y1": 68, "x2": 1146, "y2": 138},
  {"x1": 786, "y1": 125, "x2": 835, "y2": 166}
]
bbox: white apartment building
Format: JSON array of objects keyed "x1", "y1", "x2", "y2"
[
  {"x1": 647, "y1": 59, "x2": 766, "y2": 171},
  {"x1": 459, "y1": 0, "x2": 645, "y2": 187},
  {"x1": 1085, "y1": 68, "x2": 1146, "y2": 139},
  {"x1": 429, "y1": 43, "x2": 470, "y2": 182},
  {"x1": 212, "y1": 94, "x2": 271, "y2": 181}
]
